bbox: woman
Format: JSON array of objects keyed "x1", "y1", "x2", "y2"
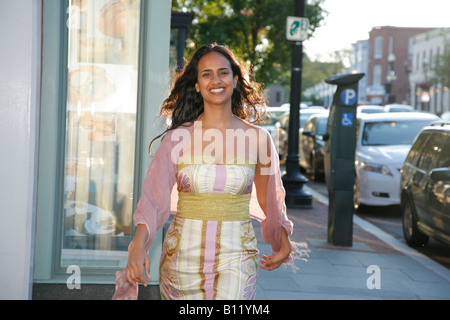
[{"x1": 121, "y1": 44, "x2": 295, "y2": 300}]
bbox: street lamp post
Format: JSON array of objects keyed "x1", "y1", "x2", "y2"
[{"x1": 281, "y1": 0, "x2": 312, "y2": 208}]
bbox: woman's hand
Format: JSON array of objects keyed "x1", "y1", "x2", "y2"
[
  {"x1": 126, "y1": 225, "x2": 151, "y2": 286},
  {"x1": 259, "y1": 228, "x2": 292, "y2": 271}
]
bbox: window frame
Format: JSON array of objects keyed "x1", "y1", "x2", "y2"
[
  {"x1": 34, "y1": 0, "x2": 171, "y2": 284},
  {"x1": 374, "y1": 36, "x2": 383, "y2": 59},
  {"x1": 373, "y1": 64, "x2": 382, "y2": 86}
]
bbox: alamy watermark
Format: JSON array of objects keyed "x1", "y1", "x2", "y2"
[
  {"x1": 66, "y1": 265, "x2": 81, "y2": 290},
  {"x1": 366, "y1": 265, "x2": 381, "y2": 290},
  {"x1": 169, "y1": 121, "x2": 281, "y2": 175}
]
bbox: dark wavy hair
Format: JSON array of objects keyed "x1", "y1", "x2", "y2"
[{"x1": 149, "y1": 43, "x2": 267, "y2": 153}]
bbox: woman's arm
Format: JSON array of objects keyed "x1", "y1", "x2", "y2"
[
  {"x1": 127, "y1": 128, "x2": 185, "y2": 286},
  {"x1": 254, "y1": 130, "x2": 292, "y2": 271},
  {"x1": 126, "y1": 224, "x2": 151, "y2": 286}
]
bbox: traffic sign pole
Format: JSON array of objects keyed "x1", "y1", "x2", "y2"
[{"x1": 282, "y1": 0, "x2": 312, "y2": 209}]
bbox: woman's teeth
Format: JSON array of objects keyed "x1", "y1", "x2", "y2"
[{"x1": 210, "y1": 88, "x2": 224, "y2": 93}]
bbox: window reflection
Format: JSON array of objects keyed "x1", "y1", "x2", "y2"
[{"x1": 63, "y1": 0, "x2": 141, "y2": 267}]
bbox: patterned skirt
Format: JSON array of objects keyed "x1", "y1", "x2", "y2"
[{"x1": 159, "y1": 215, "x2": 259, "y2": 300}]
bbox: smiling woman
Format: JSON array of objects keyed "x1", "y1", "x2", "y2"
[{"x1": 117, "y1": 44, "x2": 300, "y2": 300}]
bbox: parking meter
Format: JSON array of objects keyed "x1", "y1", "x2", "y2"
[{"x1": 323, "y1": 73, "x2": 365, "y2": 247}]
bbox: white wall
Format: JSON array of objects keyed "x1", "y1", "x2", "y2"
[{"x1": 0, "y1": 0, "x2": 41, "y2": 299}]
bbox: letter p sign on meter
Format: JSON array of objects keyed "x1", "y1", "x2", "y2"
[{"x1": 341, "y1": 89, "x2": 357, "y2": 106}]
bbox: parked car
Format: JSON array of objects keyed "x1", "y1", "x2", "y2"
[
  {"x1": 277, "y1": 107, "x2": 328, "y2": 161},
  {"x1": 279, "y1": 102, "x2": 309, "y2": 109},
  {"x1": 400, "y1": 121, "x2": 450, "y2": 247},
  {"x1": 384, "y1": 104, "x2": 414, "y2": 112},
  {"x1": 441, "y1": 111, "x2": 450, "y2": 121},
  {"x1": 354, "y1": 112, "x2": 440, "y2": 209},
  {"x1": 299, "y1": 112, "x2": 329, "y2": 180},
  {"x1": 357, "y1": 105, "x2": 385, "y2": 114},
  {"x1": 260, "y1": 106, "x2": 290, "y2": 130},
  {"x1": 259, "y1": 105, "x2": 290, "y2": 158}
]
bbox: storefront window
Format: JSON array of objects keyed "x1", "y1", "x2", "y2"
[{"x1": 62, "y1": 0, "x2": 141, "y2": 268}]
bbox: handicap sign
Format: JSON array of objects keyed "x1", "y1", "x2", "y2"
[
  {"x1": 342, "y1": 113, "x2": 353, "y2": 127},
  {"x1": 340, "y1": 89, "x2": 357, "y2": 106}
]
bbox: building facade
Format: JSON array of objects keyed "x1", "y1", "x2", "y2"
[
  {"x1": 409, "y1": 28, "x2": 450, "y2": 115},
  {"x1": 351, "y1": 39, "x2": 370, "y2": 104},
  {"x1": 0, "y1": 0, "x2": 177, "y2": 300},
  {"x1": 366, "y1": 26, "x2": 434, "y2": 105}
]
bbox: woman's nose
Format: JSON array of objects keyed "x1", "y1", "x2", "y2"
[{"x1": 212, "y1": 73, "x2": 222, "y2": 84}]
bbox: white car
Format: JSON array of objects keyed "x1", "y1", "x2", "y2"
[
  {"x1": 357, "y1": 105, "x2": 385, "y2": 115},
  {"x1": 384, "y1": 104, "x2": 414, "y2": 112},
  {"x1": 354, "y1": 112, "x2": 440, "y2": 209},
  {"x1": 441, "y1": 111, "x2": 450, "y2": 121}
]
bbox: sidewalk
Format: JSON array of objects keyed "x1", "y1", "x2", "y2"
[{"x1": 254, "y1": 186, "x2": 450, "y2": 300}]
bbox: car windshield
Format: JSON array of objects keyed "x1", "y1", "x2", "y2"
[
  {"x1": 360, "y1": 108, "x2": 384, "y2": 114},
  {"x1": 388, "y1": 107, "x2": 412, "y2": 112},
  {"x1": 261, "y1": 112, "x2": 286, "y2": 126},
  {"x1": 362, "y1": 120, "x2": 433, "y2": 146}
]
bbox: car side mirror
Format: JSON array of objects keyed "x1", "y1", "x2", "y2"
[{"x1": 430, "y1": 168, "x2": 450, "y2": 181}]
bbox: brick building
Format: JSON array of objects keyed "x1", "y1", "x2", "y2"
[{"x1": 366, "y1": 26, "x2": 434, "y2": 105}]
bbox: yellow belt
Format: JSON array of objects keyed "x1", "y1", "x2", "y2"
[{"x1": 176, "y1": 192, "x2": 250, "y2": 221}]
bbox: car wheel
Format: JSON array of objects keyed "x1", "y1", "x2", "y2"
[{"x1": 401, "y1": 198, "x2": 429, "y2": 247}]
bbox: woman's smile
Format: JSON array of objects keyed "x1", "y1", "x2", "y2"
[{"x1": 209, "y1": 88, "x2": 225, "y2": 94}]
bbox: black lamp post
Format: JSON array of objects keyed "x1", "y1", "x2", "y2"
[{"x1": 281, "y1": 0, "x2": 312, "y2": 209}]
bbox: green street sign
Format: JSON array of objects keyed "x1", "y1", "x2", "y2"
[{"x1": 286, "y1": 16, "x2": 309, "y2": 41}]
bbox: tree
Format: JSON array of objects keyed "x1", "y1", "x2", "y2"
[
  {"x1": 173, "y1": 0, "x2": 326, "y2": 87},
  {"x1": 302, "y1": 48, "x2": 351, "y2": 88}
]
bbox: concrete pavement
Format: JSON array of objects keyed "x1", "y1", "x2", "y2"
[{"x1": 254, "y1": 186, "x2": 450, "y2": 300}]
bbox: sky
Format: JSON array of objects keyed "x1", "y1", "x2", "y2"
[{"x1": 303, "y1": 0, "x2": 450, "y2": 61}]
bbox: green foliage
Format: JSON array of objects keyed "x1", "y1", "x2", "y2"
[{"x1": 173, "y1": 0, "x2": 326, "y2": 87}]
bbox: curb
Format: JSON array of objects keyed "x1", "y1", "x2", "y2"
[{"x1": 304, "y1": 185, "x2": 450, "y2": 282}]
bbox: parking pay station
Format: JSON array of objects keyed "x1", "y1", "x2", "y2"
[{"x1": 323, "y1": 73, "x2": 365, "y2": 247}]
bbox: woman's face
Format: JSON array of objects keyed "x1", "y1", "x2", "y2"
[{"x1": 195, "y1": 52, "x2": 238, "y2": 109}]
